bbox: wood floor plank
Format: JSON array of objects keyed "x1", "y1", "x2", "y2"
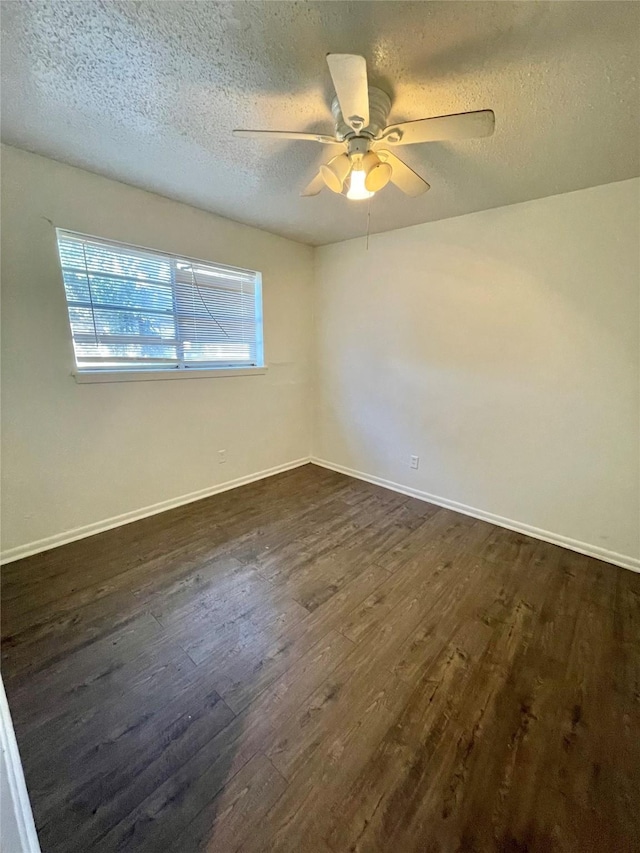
[
  {"x1": 20, "y1": 635, "x2": 200, "y2": 806},
  {"x1": 2, "y1": 463, "x2": 638, "y2": 853},
  {"x1": 339, "y1": 551, "x2": 486, "y2": 645},
  {"x1": 209, "y1": 563, "x2": 391, "y2": 714},
  {"x1": 171, "y1": 582, "x2": 309, "y2": 668},
  {"x1": 1, "y1": 555, "x2": 247, "y2": 679},
  {"x1": 42, "y1": 686, "x2": 235, "y2": 853},
  {"x1": 324, "y1": 558, "x2": 557, "y2": 852},
  {"x1": 168, "y1": 752, "x2": 288, "y2": 853},
  {"x1": 263, "y1": 556, "x2": 495, "y2": 782},
  {"x1": 374, "y1": 506, "x2": 492, "y2": 573},
  {"x1": 237, "y1": 670, "x2": 416, "y2": 853},
  {"x1": 6, "y1": 611, "x2": 164, "y2": 719},
  {"x1": 90, "y1": 630, "x2": 353, "y2": 853}
]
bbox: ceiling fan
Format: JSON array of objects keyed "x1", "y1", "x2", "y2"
[{"x1": 233, "y1": 54, "x2": 495, "y2": 201}]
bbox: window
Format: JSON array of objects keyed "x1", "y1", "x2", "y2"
[{"x1": 56, "y1": 229, "x2": 264, "y2": 376}]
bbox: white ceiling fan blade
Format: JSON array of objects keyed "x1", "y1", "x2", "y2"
[
  {"x1": 233, "y1": 129, "x2": 337, "y2": 144},
  {"x1": 326, "y1": 54, "x2": 369, "y2": 133},
  {"x1": 300, "y1": 172, "x2": 325, "y2": 197},
  {"x1": 379, "y1": 110, "x2": 495, "y2": 146},
  {"x1": 377, "y1": 150, "x2": 430, "y2": 197}
]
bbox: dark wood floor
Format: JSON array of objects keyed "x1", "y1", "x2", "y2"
[{"x1": 2, "y1": 464, "x2": 639, "y2": 852}]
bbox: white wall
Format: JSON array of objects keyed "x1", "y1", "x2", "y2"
[
  {"x1": 0, "y1": 676, "x2": 40, "y2": 853},
  {"x1": 313, "y1": 180, "x2": 640, "y2": 566},
  {"x1": 1, "y1": 145, "x2": 313, "y2": 556}
]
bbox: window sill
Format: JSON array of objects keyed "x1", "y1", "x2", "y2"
[{"x1": 72, "y1": 366, "x2": 268, "y2": 384}]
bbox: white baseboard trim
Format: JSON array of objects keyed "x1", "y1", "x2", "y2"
[
  {"x1": 311, "y1": 457, "x2": 640, "y2": 574},
  {"x1": 0, "y1": 457, "x2": 311, "y2": 565},
  {"x1": 1, "y1": 676, "x2": 41, "y2": 852},
  {"x1": 4, "y1": 455, "x2": 637, "y2": 574}
]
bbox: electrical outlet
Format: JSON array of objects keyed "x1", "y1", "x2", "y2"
[
  {"x1": 218, "y1": 449, "x2": 227, "y2": 464},
  {"x1": 410, "y1": 455, "x2": 419, "y2": 470}
]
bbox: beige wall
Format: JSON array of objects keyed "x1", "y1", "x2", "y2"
[
  {"x1": 313, "y1": 180, "x2": 640, "y2": 566},
  {"x1": 1, "y1": 145, "x2": 313, "y2": 555},
  {"x1": 2, "y1": 145, "x2": 638, "y2": 569}
]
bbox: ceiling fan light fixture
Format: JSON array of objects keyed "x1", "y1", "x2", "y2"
[
  {"x1": 361, "y1": 152, "x2": 393, "y2": 192},
  {"x1": 346, "y1": 167, "x2": 374, "y2": 201},
  {"x1": 365, "y1": 162, "x2": 392, "y2": 192},
  {"x1": 320, "y1": 153, "x2": 351, "y2": 193}
]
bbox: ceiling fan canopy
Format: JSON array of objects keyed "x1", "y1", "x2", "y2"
[{"x1": 234, "y1": 53, "x2": 495, "y2": 201}]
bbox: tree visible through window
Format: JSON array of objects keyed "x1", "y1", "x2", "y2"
[{"x1": 56, "y1": 230, "x2": 264, "y2": 372}]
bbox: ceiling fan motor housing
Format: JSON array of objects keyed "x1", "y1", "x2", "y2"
[{"x1": 331, "y1": 86, "x2": 392, "y2": 141}]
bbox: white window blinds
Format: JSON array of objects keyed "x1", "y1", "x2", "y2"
[{"x1": 56, "y1": 230, "x2": 264, "y2": 372}]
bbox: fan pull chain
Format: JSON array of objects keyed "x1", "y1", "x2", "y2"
[{"x1": 366, "y1": 197, "x2": 371, "y2": 251}]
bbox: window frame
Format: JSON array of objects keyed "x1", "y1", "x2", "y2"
[{"x1": 55, "y1": 229, "x2": 266, "y2": 382}]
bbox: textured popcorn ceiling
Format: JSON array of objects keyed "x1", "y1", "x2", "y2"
[{"x1": 2, "y1": 1, "x2": 639, "y2": 246}]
